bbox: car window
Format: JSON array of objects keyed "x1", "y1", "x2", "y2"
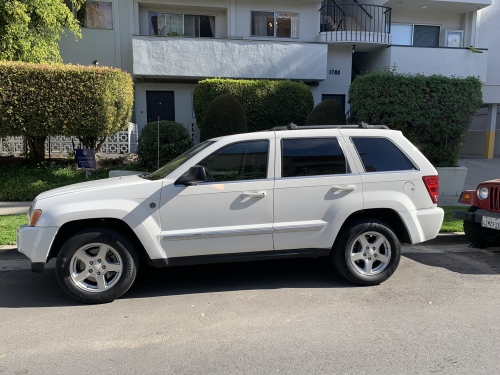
[
  {"x1": 351, "y1": 137, "x2": 416, "y2": 172},
  {"x1": 147, "y1": 141, "x2": 215, "y2": 180},
  {"x1": 281, "y1": 138, "x2": 347, "y2": 178},
  {"x1": 200, "y1": 140, "x2": 269, "y2": 182}
]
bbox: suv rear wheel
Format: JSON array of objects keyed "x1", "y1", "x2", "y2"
[
  {"x1": 55, "y1": 228, "x2": 138, "y2": 304},
  {"x1": 333, "y1": 219, "x2": 401, "y2": 286}
]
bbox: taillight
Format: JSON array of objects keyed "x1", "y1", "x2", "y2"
[{"x1": 423, "y1": 175, "x2": 439, "y2": 204}]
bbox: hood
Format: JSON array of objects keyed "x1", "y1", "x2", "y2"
[{"x1": 36, "y1": 175, "x2": 148, "y2": 200}]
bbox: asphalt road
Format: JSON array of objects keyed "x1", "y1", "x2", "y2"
[{"x1": 0, "y1": 242, "x2": 499, "y2": 375}]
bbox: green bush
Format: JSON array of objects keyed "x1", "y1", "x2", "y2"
[
  {"x1": 306, "y1": 99, "x2": 346, "y2": 125},
  {"x1": 348, "y1": 71, "x2": 482, "y2": 167},
  {"x1": 0, "y1": 61, "x2": 134, "y2": 161},
  {"x1": 137, "y1": 121, "x2": 193, "y2": 172},
  {"x1": 193, "y1": 79, "x2": 314, "y2": 132},
  {"x1": 0, "y1": 164, "x2": 110, "y2": 201},
  {"x1": 201, "y1": 94, "x2": 247, "y2": 141}
]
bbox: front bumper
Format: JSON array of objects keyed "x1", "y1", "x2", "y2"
[
  {"x1": 16, "y1": 225, "x2": 59, "y2": 272},
  {"x1": 453, "y1": 209, "x2": 500, "y2": 223}
]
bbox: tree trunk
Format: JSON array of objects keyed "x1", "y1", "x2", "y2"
[{"x1": 26, "y1": 135, "x2": 47, "y2": 163}]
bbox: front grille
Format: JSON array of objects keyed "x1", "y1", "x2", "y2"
[{"x1": 490, "y1": 186, "x2": 500, "y2": 212}]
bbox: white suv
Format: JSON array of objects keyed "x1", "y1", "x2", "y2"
[{"x1": 17, "y1": 124, "x2": 444, "y2": 303}]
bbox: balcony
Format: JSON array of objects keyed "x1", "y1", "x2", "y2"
[
  {"x1": 132, "y1": 36, "x2": 328, "y2": 82},
  {"x1": 384, "y1": 46, "x2": 488, "y2": 82},
  {"x1": 318, "y1": 3, "x2": 392, "y2": 46}
]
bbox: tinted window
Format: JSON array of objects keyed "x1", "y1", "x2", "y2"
[
  {"x1": 282, "y1": 138, "x2": 346, "y2": 178},
  {"x1": 351, "y1": 137, "x2": 416, "y2": 172},
  {"x1": 200, "y1": 141, "x2": 268, "y2": 182}
]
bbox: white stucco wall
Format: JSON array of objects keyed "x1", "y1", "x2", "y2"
[
  {"x1": 357, "y1": 45, "x2": 487, "y2": 82},
  {"x1": 134, "y1": 82, "x2": 198, "y2": 132},
  {"x1": 59, "y1": 28, "x2": 118, "y2": 67},
  {"x1": 132, "y1": 36, "x2": 328, "y2": 80},
  {"x1": 478, "y1": 0, "x2": 500, "y2": 103},
  {"x1": 312, "y1": 45, "x2": 353, "y2": 109}
]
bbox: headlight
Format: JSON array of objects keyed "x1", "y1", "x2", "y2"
[
  {"x1": 478, "y1": 186, "x2": 489, "y2": 200},
  {"x1": 28, "y1": 199, "x2": 42, "y2": 226}
]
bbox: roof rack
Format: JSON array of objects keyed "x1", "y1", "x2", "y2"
[{"x1": 269, "y1": 122, "x2": 389, "y2": 131}]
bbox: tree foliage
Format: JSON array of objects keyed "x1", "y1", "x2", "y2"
[
  {"x1": 306, "y1": 99, "x2": 346, "y2": 125},
  {"x1": 194, "y1": 79, "x2": 314, "y2": 132},
  {"x1": 348, "y1": 71, "x2": 483, "y2": 167},
  {"x1": 0, "y1": 61, "x2": 134, "y2": 162},
  {"x1": 201, "y1": 94, "x2": 247, "y2": 141},
  {"x1": 0, "y1": 0, "x2": 83, "y2": 63}
]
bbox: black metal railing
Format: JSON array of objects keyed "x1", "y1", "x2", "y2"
[{"x1": 320, "y1": 1, "x2": 391, "y2": 43}]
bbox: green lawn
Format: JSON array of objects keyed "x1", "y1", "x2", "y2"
[
  {"x1": 0, "y1": 206, "x2": 470, "y2": 246},
  {"x1": 440, "y1": 206, "x2": 469, "y2": 233},
  {"x1": 0, "y1": 214, "x2": 28, "y2": 245}
]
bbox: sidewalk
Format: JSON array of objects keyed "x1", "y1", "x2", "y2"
[{"x1": 0, "y1": 202, "x2": 31, "y2": 215}]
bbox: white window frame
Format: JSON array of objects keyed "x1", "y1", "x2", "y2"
[
  {"x1": 148, "y1": 12, "x2": 216, "y2": 37},
  {"x1": 445, "y1": 30, "x2": 464, "y2": 48},
  {"x1": 250, "y1": 11, "x2": 299, "y2": 39},
  {"x1": 392, "y1": 23, "x2": 441, "y2": 47}
]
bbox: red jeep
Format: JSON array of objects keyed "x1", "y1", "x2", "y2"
[{"x1": 454, "y1": 180, "x2": 500, "y2": 247}]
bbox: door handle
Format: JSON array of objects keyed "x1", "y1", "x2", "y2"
[
  {"x1": 331, "y1": 185, "x2": 356, "y2": 192},
  {"x1": 241, "y1": 191, "x2": 266, "y2": 198}
]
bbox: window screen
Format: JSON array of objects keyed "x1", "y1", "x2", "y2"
[
  {"x1": 413, "y1": 25, "x2": 439, "y2": 47},
  {"x1": 351, "y1": 137, "x2": 416, "y2": 172},
  {"x1": 200, "y1": 141, "x2": 269, "y2": 182},
  {"x1": 282, "y1": 138, "x2": 346, "y2": 177}
]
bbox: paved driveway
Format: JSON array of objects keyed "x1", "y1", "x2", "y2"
[{"x1": 0, "y1": 242, "x2": 499, "y2": 375}]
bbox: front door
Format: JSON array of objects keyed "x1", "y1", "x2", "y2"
[
  {"x1": 146, "y1": 91, "x2": 175, "y2": 123},
  {"x1": 159, "y1": 136, "x2": 275, "y2": 259}
]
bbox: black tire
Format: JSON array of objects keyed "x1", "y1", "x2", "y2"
[
  {"x1": 463, "y1": 206, "x2": 500, "y2": 248},
  {"x1": 332, "y1": 219, "x2": 401, "y2": 286},
  {"x1": 55, "y1": 228, "x2": 138, "y2": 304}
]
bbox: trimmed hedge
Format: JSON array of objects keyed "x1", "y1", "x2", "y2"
[
  {"x1": 348, "y1": 71, "x2": 482, "y2": 167},
  {"x1": 201, "y1": 94, "x2": 247, "y2": 141},
  {"x1": 0, "y1": 61, "x2": 133, "y2": 160},
  {"x1": 306, "y1": 99, "x2": 346, "y2": 125},
  {"x1": 193, "y1": 79, "x2": 314, "y2": 132},
  {"x1": 137, "y1": 121, "x2": 193, "y2": 172}
]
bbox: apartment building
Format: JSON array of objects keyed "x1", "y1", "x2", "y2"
[{"x1": 59, "y1": 0, "x2": 496, "y2": 154}]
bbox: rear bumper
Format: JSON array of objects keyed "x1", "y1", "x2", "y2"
[
  {"x1": 454, "y1": 209, "x2": 500, "y2": 223},
  {"x1": 16, "y1": 225, "x2": 59, "y2": 269},
  {"x1": 400, "y1": 207, "x2": 444, "y2": 244}
]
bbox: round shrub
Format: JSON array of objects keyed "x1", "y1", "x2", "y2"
[
  {"x1": 201, "y1": 94, "x2": 247, "y2": 141},
  {"x1": 306, "y1": 100, "x2": 346, "y2": 125},
  {"x1": 137, "y1": 121, "x2": 192, "y2": 171}
]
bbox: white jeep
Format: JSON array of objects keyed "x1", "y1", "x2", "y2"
[{"x1": 17, "y1": 124, "x2": 444, "y2": 303}]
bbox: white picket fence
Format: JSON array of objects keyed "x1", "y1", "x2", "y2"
[{"x1": 0, "y1": 123, "x2": 138, "y2": 157}]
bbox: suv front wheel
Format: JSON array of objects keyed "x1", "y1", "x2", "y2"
[
  {"x1": 333, "y1": 220, "x2": 401, "y2": 286},
  {"x1": 55, "y1": 228, "x2": 138, "y2": 304}
]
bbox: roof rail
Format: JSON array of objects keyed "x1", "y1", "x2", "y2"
[{"x1": 269, "y1": 122, "x2": 389, "y2": 131}]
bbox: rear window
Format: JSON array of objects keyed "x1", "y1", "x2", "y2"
[
  {"x1": 281, "y1": 138, "x2": 347, "y2": 177},
  {"x1": 351, "y1": 137, "x2": 416, "y2": 172}
]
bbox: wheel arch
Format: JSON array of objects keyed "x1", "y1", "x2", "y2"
[
  {"x1": 333, "y1": 208, "x2": 412, "y2": 249},
  {"x1": 47, "y1": 218, "x2": 149, "y2": 262}
]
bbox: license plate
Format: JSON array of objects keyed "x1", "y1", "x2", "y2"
[{"x1": 482, "y1": 216, "x2": 500, "y2": 230}]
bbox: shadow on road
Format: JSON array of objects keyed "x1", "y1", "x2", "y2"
[
  {"x1": 403, "y1": 244, "x2": 500, "y2": 275},
  {"x1": 0, "y1": 257, "x2": 353, "y2": 308}
]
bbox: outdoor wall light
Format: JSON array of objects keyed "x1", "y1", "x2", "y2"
[{"x1": 352, "y1": 45, "x2": 356, "y2": 54}]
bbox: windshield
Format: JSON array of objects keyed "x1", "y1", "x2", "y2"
[{"x1": 146, "y1": 141, "x2": 215, "y2": 180}]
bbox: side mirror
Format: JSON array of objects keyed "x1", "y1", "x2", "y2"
[{"x1": 176, "y1": 165, "x2": 206, "y2": 186}]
